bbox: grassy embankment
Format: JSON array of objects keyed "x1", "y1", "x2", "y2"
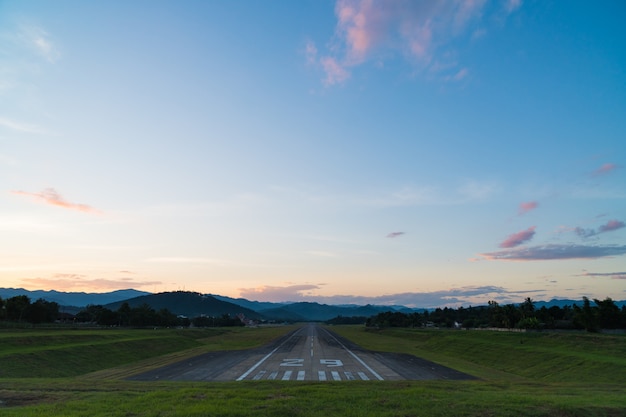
[{"x1": 1, "y1": 324, "x2": 625, "y2": 416}]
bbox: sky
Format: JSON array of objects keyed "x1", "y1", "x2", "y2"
[{"x1": 1, "y1": 0, "x2": 625, "y2": 308}]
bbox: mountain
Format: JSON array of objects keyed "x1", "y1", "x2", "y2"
[
  {"x1": 0, "y1": 288, "x2": 151, "y2": 307},
  {"x1": 104, "y1": 291, "x2": 262, "y2": 319},
  {"x1": 212, "y1": 295, "x2": 405, "y2": 321},
  {"x1": 210, "y1": 294, "x2": 285, "y2": 312},
  {"x1": 258, "y1": 302, "x2": 398, "y2": 321}
]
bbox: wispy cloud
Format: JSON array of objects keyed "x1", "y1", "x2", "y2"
[
  {"x1": 238, "y1": 284, "x2": 322, "y2": 302},
  {"x1": 238, "y1": 284, "x2": 541, "y2": 308},
  {"x1": 386, "y1": 231, "x2": 405, "y2": 238},
  {"x1": 518, "y1": 201, "x2": 538, "y2": 215},
  {"x1": 21, "y1": 274, "x2": 161, "y2": 291},
  {"x1": 478, "y1": 244, "x2": 626, "y2": 261},
  {"x1": 0, "y1": 117, "x2": 50, "y2": 135},
  {"x1": 575, "y1": 219, "x2": 625, "y2": 239},
  {"x1": 499, "y1": 226, "x2": 536, "y2": 248},
  {"x1": 19, "y1": 25, "x2": 60, "y2": 63},
  {"x1": 145, "y1": 257, "x2": 232, "y2": 265},
  {"x1": 309, "y1": 0, "x2": 519, "y2": 85},
  {"x1": 591, "y1": 162, "x2": 618, "y2": 177},
  {"x1": 580, "y1": 271, "x2": 626, "y2": 280},
  {"x1": 12, "y1": 188, "x2": 101, "y2": 214}
]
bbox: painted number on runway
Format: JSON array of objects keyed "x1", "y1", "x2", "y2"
[
  {"x1": 281, "y1": 359, "x2": 304, "y2": 366},
  {"x1": 320, "y1": 359, "x2": 343, "y2": 367}
]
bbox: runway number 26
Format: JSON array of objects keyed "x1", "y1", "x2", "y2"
[{"x1": 320, "y1": 359, "x2": 343, "y2": 367}]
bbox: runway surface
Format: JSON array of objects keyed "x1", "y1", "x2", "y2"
[{"x1": 128, "y1": 324, "x2": 475, "y2": 382}]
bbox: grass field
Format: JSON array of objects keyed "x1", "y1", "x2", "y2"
[{"x1": 1, "y1": 325, "x2": 624, "y2": 416}]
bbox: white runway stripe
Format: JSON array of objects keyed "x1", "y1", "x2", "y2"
[
  {"x1": 331, "y1": 371, "x2": 341, "y2": 381},
  {"x1": 281, "y1": 370, "x2": 292, "y2": 380},
  {"x1": 318, "y1": 371, "x2": 327, "y2": 381},
  {"x1": 358, "y1": 372, "x2": 369, "y2": 380}
]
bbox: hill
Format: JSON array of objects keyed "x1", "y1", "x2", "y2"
[
  {"x1": 104, "y1": 291, "x2": 262, "y2": 319},
  {"x1": 0, "y1": 288, "x2": 150, "y2": 307},
  {"x1": 258, "y1": 301, "x2": 398, "y2": 321}
]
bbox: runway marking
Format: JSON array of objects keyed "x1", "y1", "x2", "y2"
[
  {"x1": 345, "y1": 371, "x2": 355, "y2": 380},
  {"x1": 268, "y1": 371, "x2": 278, "y2": 380},
  {"x1": 252, "y1": 370, "x2": 266, "y2": 380},
  {"x1": 320, "y1": 328, "x2": 384, "y2": 381},
  {"x1": 320, "y1": 359, "x2": 343, "y2": 367},
  {"x1": 318, "y1": 371, "x2": 327, "y2": 381},
  {"x1": 358, "y1": 372, "x2": 369, "y2": 380},
  {"x1": 281, "y1": 358, "x2": 304, "y2": 366},
  {"x1": 331, "y1": 371, "x2": 341, "y2": 381},
  {"x1": 297, "y1": 371, "x2": 305, "y2": 381},
  {"x1": 236, "y1": 328, "x2": 302, "y2": 381},
  {"x1": 282, "y1": 370, "x2": 292, "y2": 381}
]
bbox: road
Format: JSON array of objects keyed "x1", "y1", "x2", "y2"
[{"x1": 128, "y1": 324, "x2": 475, "y2": 382}]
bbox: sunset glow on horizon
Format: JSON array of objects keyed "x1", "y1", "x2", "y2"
[{"x1": 1, "y1": 1, "x2": 624, "y2": 308}]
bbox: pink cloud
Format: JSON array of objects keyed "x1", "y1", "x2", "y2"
[
  {"x1": 599, "y1": 219, "x2": 625, "y2": 233},
  {"x1": 499, "y1": 226, "x2": 536, "y2": 248},
  {"x1": 313, "y1": 0, "x2": 500, "y2": 86},
  {"x1": 478, "y1": 244, "x2": 626, "y2": 261},
  {"x1": 518, "y1": 201, "x2": 538, "y2": 215},
  {"x1": 575, "y1": 219, "x2": 624, "y2": 238},
  {"x1": 592, "y1": 163, "x2": 618, "y2": 176},
  {"x1": 12, "y1": 188, "x2": 100, "y2": 213},
  {"x1": 321, "y1": 56, "x2": 351, "y2": 85}
]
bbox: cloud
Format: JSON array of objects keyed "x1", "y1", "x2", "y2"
[
  {"x1": 239, "y1": 284, "x2": 542, "y2": 308},
  {"x1": 145, "y1": 257, "x2": 232, "y2": 265},
  {"x1": 311, "y1": 0, "x2": 520, "y2": 85},
  {"x1": 580, "y1": 271, "x2": 626, "y2": 280},
  {"x1": 19, "y1": 25, "x2": 60, "y2": 63},
  {"x1": 320, "y1": 56, "x2": 351, "y2": 85},
  {"x1": 518, "y1": 201, "x2": 538, "y2": 215},
  {"x1": 505, "y1": 0, "x2": 523, "y2": 13},
  {"x1": 599, "y1": 219, "x2": 625, "y2": 233},
  {"x1": 575, "y1": 219, "x2": 625, "y2": 239},
  {"x1": 478, "y1": 244, "x2": 626, "y2": 261},
  {"x1": 305, "y1": 40, "x2": 318, "y2": 65},
  {"x1": 238, "y1": 284, "x2": 322, "y2": 302},
  {"x1": 12, "y1": 188, "x2": 101, "y2": 213},
  {"x1": 386, "y1": 231, "x2": 405, "y2": 238},
  {"x1": 0, "y1": 117, "x2": 50, "y2": 135},
  {"x1": 499, "y1": 226, "x2": 536, "y2": 248},
  {"x1": 21, "y1": 275, "x2": 161, "y2": 291},
  {"x1": 592, "y1": 163, "x2": 618, "y2": 177}
]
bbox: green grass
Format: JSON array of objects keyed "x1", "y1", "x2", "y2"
[
  {"x1": 330, "y1": 326, "x2": 626, "y2": 384},
  {"x1": 1, "y1": 325, "x2": 625, "y2": 416}
]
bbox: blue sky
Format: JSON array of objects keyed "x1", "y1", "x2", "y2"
[{"x1": 1, "y1": 0, "x2": 624, "y2": 308}]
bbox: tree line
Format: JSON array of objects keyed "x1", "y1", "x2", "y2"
[
  {"x1": 363, "y1": 297, "x2": 626, "y2": 332},
  {"x1": 0, "y1": 296, "x2": 244, "y2": 327}
]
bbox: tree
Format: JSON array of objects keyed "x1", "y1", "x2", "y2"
[
  {"x1": 6, "y1": 295, "x2": 31, "y2": 322},
  {"x1": 594, "y1": 298, "x2": 621, "y2": 329},
  {"x1": 25, "y1": 299, "x2": 59, "y2": 324},
  {"x1": 573, "y1": 297, "x2": 599, "y2": 332}
]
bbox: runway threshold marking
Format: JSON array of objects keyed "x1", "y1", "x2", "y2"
[
  {"x1": 320, "y1": 327, "x2": 385, "y2": 381},
  {"x1": 236, "y1": 328, "x2": 302, "y2": 381}
]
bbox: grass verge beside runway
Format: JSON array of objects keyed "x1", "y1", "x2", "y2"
[{"x1": 1, "y1": 325, "x2": 625, "y2": 416}]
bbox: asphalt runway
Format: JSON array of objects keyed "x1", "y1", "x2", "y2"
[{"x1": 128, "y1": 324, "x2": 475, "y2": 382}]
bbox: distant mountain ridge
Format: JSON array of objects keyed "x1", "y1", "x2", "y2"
[
  {"x1": 0, "y1": 288, "x2": 151, "y2": 307},
  {"x1": 2, "y1": 288, "x2": 624, "y2": 321},
  {"x1": 104, "y1": 291, "x2": 262, "y2": 319}
]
